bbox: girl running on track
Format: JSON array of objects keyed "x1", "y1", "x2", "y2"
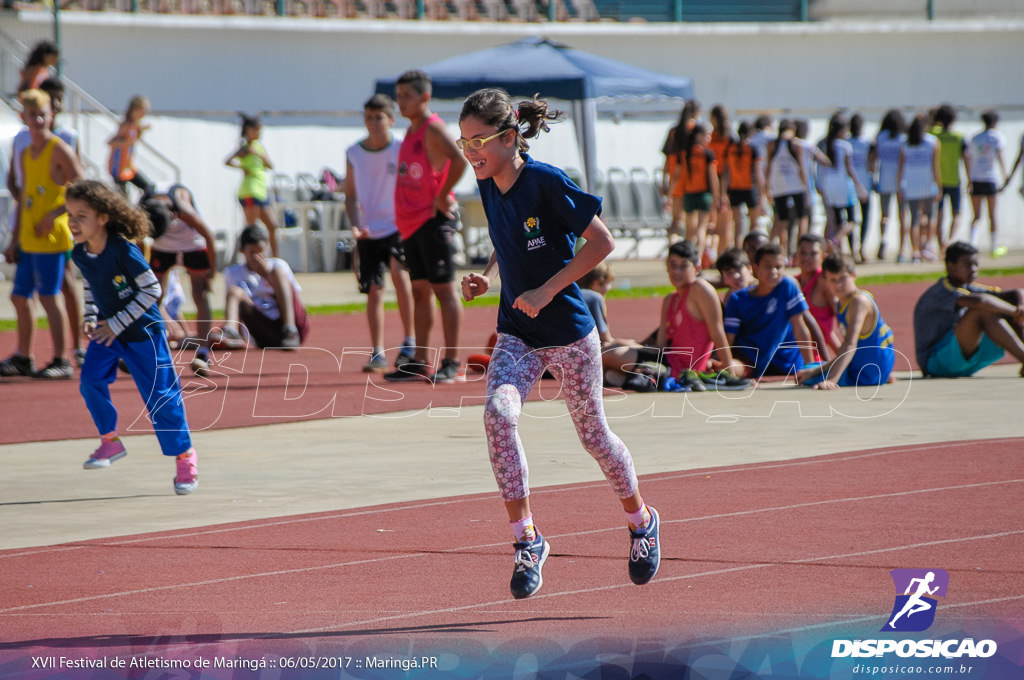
[
  {"x1": 67, "y1": 179, "x2": 199, "y2": 496},
  {"x1": 459, "y1": 88, "x2": 661, "y2": 600}
]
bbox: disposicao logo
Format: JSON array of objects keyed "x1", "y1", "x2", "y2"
[
  {"x1": 831, "y1": 568, "x2": 998, "y2": 660},
  {"x1": 882, "y1": 568, "x2": 949, "y2": 632}
]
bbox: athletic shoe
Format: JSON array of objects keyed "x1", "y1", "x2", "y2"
[
  {"x1": 191, "y1": 351, "x2": 211, "y2": 378},
  {"x1": 83, "y1": 439, "x2": 127, "y2": 469},
  {"x1": 433, "y1": 358, "x2": 463, "y2": 383},
  {"x1": 510, "y1": 533, "x2": 550, "y2": 599},
  {"x1": 877, "y1": 241, "x2": 887, "y2": 261},
  {"x1": 213, "y1": 327, "x2": 246, "y2": 350},
  {"x1": 394, "y1": 341, "x2": 416, "y2": 368},
  {"x1": 281, "y1": 325, "x2": 300, "y2": 349},
  {"x1": 0, "y1": 354, "x2": 35, "y2": 377},
  {"x1": 992, "y1": 245, "x2": 1008, "y2": 259},
  {"x1": 363, "y1": 353, "x2": 388, "y2": 373},
  {"x1": 33, "y1": 358, "x2": 73, "y2": 380},
  {"x1": 628, "y1": 506, "x2": 661, "y2": 586},
  {"x1": 698, "y1": 370, "x2": 751, "y2": 391},
  {"x1": 622, "y1": 372, "x2": 658, "y2": 393},
  {"x1": 678, "y1": 369, "x2": 707, "y2": 392},
  {"x1": 73, "y1": 348, "x2": 87, "y2": 368},
  {"x1": 384, "y1": 361, "x2": 432, "y2": 383},
  {"x1": 174, "y1": 449, "x2": 199, "y2": 495}
]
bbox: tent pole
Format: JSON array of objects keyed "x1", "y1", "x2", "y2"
[{"x1": 572, "y1": 99, "x2": 599, "y2": 195}]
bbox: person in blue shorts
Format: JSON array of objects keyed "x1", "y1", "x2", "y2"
[
  {"x1": 67, "y1": 179, "x2": 199, "y2": 494},
  {"x1": 797, "y1": 253, "x2": 895, "y2": 389},
  {"x1": 724, "y1": 242, "x2": 816, "y2": 378},
  {"x1": 459, "y1": 88, "x2": 660, "y2": 600},
  {"x1": 913, "y1": 241, "x2": 1024, "y2": 378}
]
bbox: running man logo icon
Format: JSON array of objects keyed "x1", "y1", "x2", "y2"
[{"x1": 881, "y1": 568, "x2": 949, "y2": 632}]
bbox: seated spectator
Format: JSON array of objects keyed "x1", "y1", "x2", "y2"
[
  {"x1": 797, "y1": 254, "x2": 895, "y2": 389},
  {"x1": 220, "y1": 225, "x2": 310, "y2": 349},
  {"x1": 654, "y1": 240, "x2": 747, "y2": 391},
  {"x1": 724, "y1": 242, "x2": 815, "y2": 378},
  {"x1": 715, "y1": 247, "x2": 754, "y2": 306},
  {"x1": 795, "y1": 233, "x2": 840, "y2": 355},
  {"x1": 913, "y1": 241, "x2": 1024, "y2": 378}
]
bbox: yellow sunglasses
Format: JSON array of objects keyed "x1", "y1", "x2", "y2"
[{"x1": 456, "y1": 128, "x2": 512, "y2": 150}]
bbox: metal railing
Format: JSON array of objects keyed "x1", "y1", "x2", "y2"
[{"x1": 0, "y1": 27, "x2": 180, "y2": 186}]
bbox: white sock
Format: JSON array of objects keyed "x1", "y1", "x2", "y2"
[{"x1": 510, "y1": 515, "x2": 537, "y2": 544}]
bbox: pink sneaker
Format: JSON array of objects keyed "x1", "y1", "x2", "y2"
[
  {"x1": 174, "y1": 449, "x2": 199, "y2": 495},
  {"x1": 83, "y1": 439, "x2": 127, "y2": 469}
]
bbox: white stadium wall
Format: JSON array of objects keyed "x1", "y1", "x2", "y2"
[{"x1": 0, "y1": 12, "x2": 1022, "y2": 251}]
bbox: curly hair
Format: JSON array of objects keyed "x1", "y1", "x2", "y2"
[
  {"x1": 460, "y1": 88, "x2": 564, "y2": 153},
  {"x1": 65, "y1": 179, "x2": 150, "y2": 241}
]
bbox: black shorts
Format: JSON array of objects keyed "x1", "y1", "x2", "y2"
[
  {"x1": 402, "y1": 212, "x2": 457, "y2": 284},
  {"x1": 970, "y1": 181, "x2": 998, "y2": 197},
  {"x1": 728, "y1": 189, "x2": 758, "y2": 208},
  {"x1": 150, "y1": 249, "x2": 212, "y2": 275},
  {"x1": 357, "y1": 233, "x2": 405, "y2": 294},
  {"x1": 830, "y1": 205, "x2": 855, "y2": 225},
  {"x1": 772, "y1": 193, "x2": 806, "y2": 222},
  {"x1": 941, "y1": 185, "x2": 962, "y2": 213}
]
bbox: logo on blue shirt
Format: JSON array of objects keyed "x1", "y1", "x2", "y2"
[
  {"x1": 524, "y1": 216, "x2": 546, "y2": 251},
  {"x1": 113, "y1": 274, "x2": 132, "y2": 300}
]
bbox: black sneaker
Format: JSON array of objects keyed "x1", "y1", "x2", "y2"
[
  {"x1": 698, "y1": 370, "x2": 751, "y2": 391},
  {"x1": 628, "y1": 506, "x2": 661, "y2": 586},
  {"x1": 433, "y1": 358, "x2": 462, "y2": 383},
  {"x1": 33, "y1": 357, "x2": 73, "y2": 380},
  {"x1": 0, "y1": 353, "x2": 35, "y2": 377},
  {"x1": 383, "y1": 361, "x2": 432, "y2": 383},
  {"x1": 510, "y1": 533, "x2": 550, "y2": 599},
  {"x1": 622, "y1": 373, "x2": 658, "y2": 393}
]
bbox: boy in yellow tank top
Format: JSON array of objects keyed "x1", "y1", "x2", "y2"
[{"x1": 1, "y1": 89, "x2": 83, "y2": 379}]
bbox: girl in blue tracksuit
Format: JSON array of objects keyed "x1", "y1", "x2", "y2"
[{"x1": 66, "y1": 179, "x2": 198, "y2": 495}]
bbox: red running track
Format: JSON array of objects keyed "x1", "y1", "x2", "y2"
[{"x1": 2, "y1": 437, "x2": 1022, "y2": 661}]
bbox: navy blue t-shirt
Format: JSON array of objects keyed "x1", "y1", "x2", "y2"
[
  {"x1": 479, "y1": 154, "x2": 601, "y2": 348},
  {"x1": 73, "y1": 235, "x2": 165, "y2": 344}
]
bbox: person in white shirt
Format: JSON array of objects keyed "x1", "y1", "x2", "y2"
[
  {"x1": 221, "y1": 224, "x2": 309, "y2": 349},
  {"x1": 966, "y1": 110, "x2": 1008, "y2": 257},
  {"x1": 345, "y1": 94, "x2": 415, "y2": 373},
  {"x1": 875, "y1": 109, "x2": 907, "y2": 262},
  {"x1": 897, "y1": 114, "x2": 941, "y2": 263},
  {"x1": 816, "y1": 113, "x2": 867, "y2": 256}
]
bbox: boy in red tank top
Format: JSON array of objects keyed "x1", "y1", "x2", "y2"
[{"x1": 385, "y1": 70, "x2": 468, "y2": 384}]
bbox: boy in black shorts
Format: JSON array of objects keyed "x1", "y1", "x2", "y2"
[{"x1": 344, "y1": 94, "x2": 415, "y2": 372}]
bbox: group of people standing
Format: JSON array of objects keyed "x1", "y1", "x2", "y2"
[{"x1": 660, "y1": 101, "x2": 1023, "y2": 268}]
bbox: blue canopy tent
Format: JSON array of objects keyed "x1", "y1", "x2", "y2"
[{"x1": 374, "y1": 36, "x2": 695, "y2": 193}]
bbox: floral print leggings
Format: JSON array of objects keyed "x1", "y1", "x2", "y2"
[{"x1": 484, "y1": 329, "x2": 638, "y2": 502}]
